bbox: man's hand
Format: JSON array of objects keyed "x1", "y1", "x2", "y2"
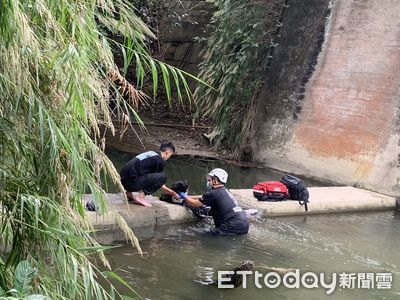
[{"x1": 161, "y1": 185, "x2": 180, "y2": 199}]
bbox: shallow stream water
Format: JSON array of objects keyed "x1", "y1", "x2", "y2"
[{"x1": 105, "y1": 149, "x2": 399, "y2": 300}]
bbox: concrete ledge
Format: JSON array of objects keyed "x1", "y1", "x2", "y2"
[
  {"x1": 230, "y1": 186, "x2": 397, "y2": 217},
  {"x1": 85, "y1": 193, "x2": 197, "y2": 242},
  {"x1": 86, "y1": 187, "x2": 397, "y2": 242}
]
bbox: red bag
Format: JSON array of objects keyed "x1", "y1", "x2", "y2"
[{"x1": 252, "y1": 181, "x2": 289, "y2": 201}]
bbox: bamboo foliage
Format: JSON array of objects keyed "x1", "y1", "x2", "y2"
[{"x1": 0, "y1": 0, "x2": 195, "y2": 298}]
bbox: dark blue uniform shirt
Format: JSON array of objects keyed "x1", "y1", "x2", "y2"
[
  {"x1": 120, "y1": 151, "x2": 165, "y2": 180},
  {"x1": 201, "y1": 187, "x2": 249, "y2": 234}
]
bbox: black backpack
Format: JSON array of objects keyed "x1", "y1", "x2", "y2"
[{"x1": 280, "y1": 174, "x2": 309, "y2": 211}]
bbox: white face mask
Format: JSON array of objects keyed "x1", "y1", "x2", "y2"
[{"x1": 206, "y1": 181, "x2": 213, "y2": 191}]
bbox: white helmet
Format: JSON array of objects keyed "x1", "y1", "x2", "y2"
[{"x1": 208, "y1": 168, "x2": 228, "y2": 184}]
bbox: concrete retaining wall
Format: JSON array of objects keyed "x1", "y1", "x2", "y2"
[
  {"x1": 159, "y1": 0, "x2": 215, "y2": 75},
  {"x1": 150, "y1": 0, "x2": 400, "y2": 196},
  {"x1": 253, "y1": 0, "x2": 400, "y2": 196}
]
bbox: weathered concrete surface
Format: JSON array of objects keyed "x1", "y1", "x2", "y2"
[
  {"x1": 86, "y1": 193, "x2": 197, "y2": 243},
  {"x1": 160, "y1": 0, "x2": 215, "y2": 75},
  {"x1": 87, "y1": 187, "x2": 397, "y2": 243},
  {"x1": 88, "y1": 188, "x2": 397, "y2": 226},
  {"x1": 253, "y1": 0, "x2": 400, "y2": 196},
  {"x1": 231, "y1": 187, "x2": 397, "y2": 217}
]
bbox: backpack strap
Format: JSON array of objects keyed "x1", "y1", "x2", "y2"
[{"x1": 299, "y1": 199, "x2": 309, "y2": 212}]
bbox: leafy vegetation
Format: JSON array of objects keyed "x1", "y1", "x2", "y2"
[
  {"x1": 0, "y1": 0, "x2": 196, "y2": 298},
  {"x1": 0, "y1": 260, "x2": 47, "y2": 299},
  {"x1": 194, "y1": 0, "x2": 285, "y2": 157}
]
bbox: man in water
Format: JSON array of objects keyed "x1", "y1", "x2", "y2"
[
  {"x1": 180, "y1": 168, "x2": 249, "y2": 235},
  {"x1": 120, "y1": 141, "x2": 179, "y2": 207}
]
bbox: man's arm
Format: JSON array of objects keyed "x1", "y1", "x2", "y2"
[
  {"x1": 161, "y1": 184, "x2": 180, "y2": 199},
  {"x1": 181, "y1": 195, "x2": 204, "y2": 208}
]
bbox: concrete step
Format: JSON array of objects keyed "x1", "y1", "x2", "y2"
[
  {"x1": 85, "y1": 193, "x2": 197, "y2": 243},
  {"x1": 85, "y1": 187, "x2": 398, "y2": 242},
  {"x1": 230, "y1": 186, "x2": 397, "y2": 217}
]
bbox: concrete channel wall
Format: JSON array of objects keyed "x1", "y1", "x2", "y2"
[
  {"x1": 88, "y1": 187, "x2": 397, "y2": 243},
  {"x1": 156, "y1": 0, "x2": 400, "y2": 197},
  {"x1": 159, "y1": 0, "x2": 214, "y2": 75},
  {"x1": 252, "y1": 0, "x2": 400, "y2": 196}
]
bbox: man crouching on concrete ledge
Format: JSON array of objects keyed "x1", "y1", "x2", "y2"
[
  {"x1": 119, "y1": 141, "x2": 180, "y2": 207},
  {"x1": 180, "y1": 168, "x2": 249, "y2": 235}
]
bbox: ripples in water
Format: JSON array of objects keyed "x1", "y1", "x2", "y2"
[{"x1": 105, "y1": 211, "x2": 400, "y2": 300}]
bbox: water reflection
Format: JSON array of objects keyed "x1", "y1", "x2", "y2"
[{"x1": 105, "y1": 148, "x2": 330, "y2": 195}]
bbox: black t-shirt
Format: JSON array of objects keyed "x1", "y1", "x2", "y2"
[
  {"x1": 200, "y1": 187, "x2": 247, "y2": 228},
  {"x1": 120, "y1": 151, "x2": 165, "y2": 179}
]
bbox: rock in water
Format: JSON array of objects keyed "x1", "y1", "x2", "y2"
[{"x1": 226, "y1": 261, "x2": 255, "y2": 288}]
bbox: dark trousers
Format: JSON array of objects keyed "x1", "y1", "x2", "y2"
[
  {"x1": 121, "y1": 172, "x2": 167, "y2": 195},
  {"x1": 212, "y1": 215, "x2": 249, "y2": 235}
]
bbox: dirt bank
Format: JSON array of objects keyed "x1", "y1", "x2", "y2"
[{"x1": 105, "y1": 99, "x2": 222, "y2": 159}]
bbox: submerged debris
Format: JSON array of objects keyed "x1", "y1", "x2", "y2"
[{"x1": 224, "y1": 261, "x2": 255, "y2": 288}]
